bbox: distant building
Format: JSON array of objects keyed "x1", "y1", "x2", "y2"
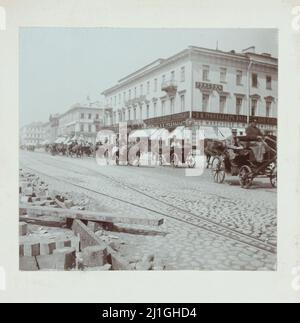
[
  {"x1": 56, "y1": 101, "x2": 108, "y2": 143},
  {"x1": 20, "y1": 122, "x2": 46, "y2": 146},
  {"x1": 48, "y1": 114, "x2": 60, "y2": 142},
  {"x1": 101, "y1": 46, "x2": 277, "y2": 135}
]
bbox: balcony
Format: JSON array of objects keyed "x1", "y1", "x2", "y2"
[
  {"x1": 161, "y1": 80, "x2": 177, "y2": 95},
  {"x1": 125, "y1": 95, "x2": 147, "y2": 107}
]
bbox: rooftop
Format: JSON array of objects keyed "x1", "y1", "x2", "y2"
[{"x1": 101, "y1": 45, "x2": 278, "y2": 95}]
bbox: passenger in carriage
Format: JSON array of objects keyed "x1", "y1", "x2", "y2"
[
  {"x1": 245, "y1": 119, "x2": 266, "y2": 163},
  {"x1": 226, "y1": 129, "x2": 243, "y2": 166}
]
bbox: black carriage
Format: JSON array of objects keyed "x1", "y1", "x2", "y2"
[{"x1": 211, "y1": 135, "x2": 277, "y2": 189}]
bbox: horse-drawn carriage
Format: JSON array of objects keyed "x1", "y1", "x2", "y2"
[{"x1": 210, "y1": 135, "x2": 277, "y2": 189}]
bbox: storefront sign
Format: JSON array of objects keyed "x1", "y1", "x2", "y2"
[
  {"x1": 144, "y1": 112, "x2": 190, "y2": 128},
  {"x1": 195, "y1": 82, "x2": 223, "y2": 92},
  {"x1": 192, "y1": 111, "x2": 277, "y2": 125}
]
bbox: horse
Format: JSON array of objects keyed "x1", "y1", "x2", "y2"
[
  {"x1": 204, "y1": 138, "x2": 226, "y2": 168},
  {"x1": 81, "y1": 144, "x2": 94, "y2": 157},
  {"x1": 68, "y1": 141, "x2": 83, "y2": 158}
]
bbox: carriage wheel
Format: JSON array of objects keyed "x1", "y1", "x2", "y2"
[
  {"x1": 239, "y1": 165, "x2": 253, "y2": 189},
  {"x1": 187, "y1": 156, "x2": 196, "y2": 168},
  {"x1": 211, "y1": 157, "x2": 225, "y2": 183},
  {"x1": 104, "y1": 150, "x2": 109, "y2": 165},
  {"x1": 170, "y1": 153, "x2": 178, "y2": 168},
  {"x1": 270, "y1": 166, "x2": 277, "y2": 188}
]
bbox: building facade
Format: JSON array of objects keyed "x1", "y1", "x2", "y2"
[
  {"x1": 101, "y1": 46, "x2": 277, "y2": 135},
  {"x1": 20, "y1": 122, "x2": 46, "y2": 146},
  {"x1": 56, "y1": 102, "x2": 108, "y2": 143}
]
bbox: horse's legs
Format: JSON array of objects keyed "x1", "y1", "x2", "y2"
[{"x1": 206, "y1": 155, "x2": 211, "y2": 168}]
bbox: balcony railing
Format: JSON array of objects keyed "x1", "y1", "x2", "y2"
[
  {"x1": 125, "y1": 95, "x2": 147, "y2": 107},
  {"x1": 161, "y1": 80, "x2": 178, "y2": 93}
]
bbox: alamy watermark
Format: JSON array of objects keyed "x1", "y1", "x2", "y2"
[
  {"x1": 95, "y1": 122, "x2": 206, "y2": 177},
  {"x1": 0, "y1": 6, "x2": 6, "y2": 31}
]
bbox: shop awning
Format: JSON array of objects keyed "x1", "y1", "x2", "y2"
[
  {"x1": 54, "y1": 137, "x2": 66, "y2": 144},
  {"x1": 199, "y1": 127, "x2": 219, "y2": 139},
  {"x1": 129, "y1": 128, "x2": 157, "y2": 140},
  {"x1": 167, "y1": 126, "x2": 192, "y2": 140},
  {"x1": 150, "y1": 128, "x2": 169, "y2": 141},
  {"x1": 217, "y1": 127, "x2": 232, "y2": 140}
]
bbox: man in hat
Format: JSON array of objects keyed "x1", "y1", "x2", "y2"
[
  {"x1": 226, "y1": 128, "x2": 242, "y2": 149},
  {"x1": 226, "y1": 129, "x2": 243, "y2": 165},
  {"x1": 246, "y1": 119, "x2": 263, "y2": 140}
]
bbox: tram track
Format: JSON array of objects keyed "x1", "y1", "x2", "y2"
[{"x1": 20, "y1": 154, "x2": 277, "y2": 255}]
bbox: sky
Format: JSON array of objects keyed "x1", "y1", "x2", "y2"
[{"x1": 19, "y1": 28, "x2": 278, "y2": 126}]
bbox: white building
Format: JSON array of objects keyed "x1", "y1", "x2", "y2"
[
  {"x1": 101, "y1": 46, "x2": 277, "y2": 135},
  {"x1": 20, "y1": 122, "x2": 46, "y2": 146},
  {"x1": 56, "y1": 101, "x2": 109, "y2": 143}
]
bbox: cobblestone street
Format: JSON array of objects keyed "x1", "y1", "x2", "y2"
[{"x1": 20, "y1": 150, "x2": 277, "y2": 270}]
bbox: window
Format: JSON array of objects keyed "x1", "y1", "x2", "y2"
[
  {"x1": 96, "y1": 114, "x2": 99, "y2": 119},
  {"x1": 129, "y1": 89, "x2": 131, "y2": 99},
  {"x1": 236, "y1": 70, "x2": 243, "y2": 85},
  {"x1": 146, "y1": 105, "x2": 150, "y2": 118},
  {"x1": 118, "y1": 112, "x2": 122, "y2": 122},
  {"x1": 202, "y1": 93, "x2": 209, "y2": 112},
  {"x1": 162, "y1": 101, "x2": 165, "y2": 116},
  {"x1": 170, "y1": 98, "x2": 175, "y2": 114},
  {"x1": 133, "y1": 108, "x2": 136, "y2": 120},
  {"x1": 123, "y1": 110, "x2": 125, "y2": 121},
  {"x1": 154, "y1": 79, "x2": 158, "y2": 92},
  {"x1": 162, "y1": 74, "x2": 166, "y2": 84},
  {"x1": 119, "y1": 94, "x2": 121, "y2": 103},
  {"x1": 80, "y1": 124, "x2": 84, "y2": 132},
  {"x1": 139, "y1": 106, "x2": 143, "y2": 119},
  {"x1": 88, "y1": 125, "x2": 92, "y2": 133},
  {"x1": 88, "y1": 113, "x2": 92, "y2": 119},
  {"x1": 114, "y1": 96, "x2": 116, "y2": 105},
  {"x1": 96, "y1": 124, "x2": 100, "y2": 132},
  {"x1": 252, "y1": 73, "x2": 258, "y2": 88},
  {"x1": 266, "y1": 101, "x2": 272, "y2": 117},
  {"x1": 219, "y1": 96, "x2": 226, "y2": 113},
  {"x1": 81, "y1": 113, "x2": 84, "y2": 119},
  {"x1": 140, "y1": 84, "x2": 143, "y2": 95},
  {"x1": 180, "y1": 94, "x2": 185, "y2": 112},
  {"x1": 202, "y1": 65, "x2": 210, "y2": 81},
  {"x1": 236, "y1": 97, "x2": 243, "y2": 115},
  {"x1": 266, "y1": 76, "x2": 272, "y2": 90},
  {"x1": 128, "y1": 109, "x2": 131, "y2": 121},
  {"x1": 154, "y1": 102, "x2": 157, "y2": 117},
  {"x1": 171, "y1": 71, "x2": 175, "y2": 81},
  {"x1": 134, "y1": 87, "x2": 137, "y2": 98},
  {"x1": 220, "y1": 68, "x2": 227, "y2": 83},
  {"x1": 180, "y1": 67, "x2": 185, "y2": 82},
  {"x1": 147, "y1": 81, "x2": 150, "y2": 94},
  {"x1": 251, "y1": 99, "x2": 257, "y2": 116},
  {"x1": 123, "y1": 92, "x2": 126, "y2": 102}
]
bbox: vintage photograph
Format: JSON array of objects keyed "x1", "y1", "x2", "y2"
[{"x1": 19, "y1": 28, "x2": 278, "y2": 271}]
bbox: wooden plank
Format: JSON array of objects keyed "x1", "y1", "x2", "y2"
[
  {"x1": 54, "y1": 198, "x2": 67, "y2": 209},
  {"x1": 71, "y1": 219, "x2": 131, "y2": 270},
  {"x1": 112, "y1": 223, "x2": 168, "y2": 236},
  {"x1": 19, "y1": 204, "x2": 164, "y2": 227},
  {"x1": 19, "y1": 215, "x2": 66, "y2": 228}
]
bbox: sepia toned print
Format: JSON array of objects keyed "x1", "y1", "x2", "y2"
[{"x1": 19, "y1": 28, "x2": 277, "y2": 271}]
